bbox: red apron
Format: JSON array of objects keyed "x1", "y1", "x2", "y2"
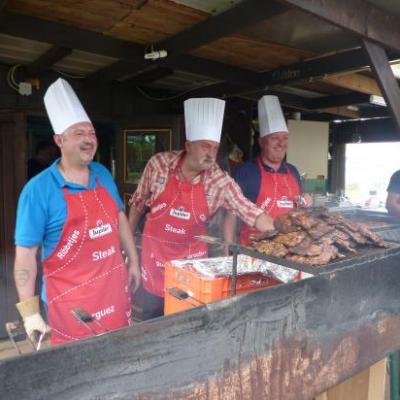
[
  {"x1": 141, "y1": 169, "x2": 210, "y2": 297},
  {"x1": 240, "y1": 157, "x2": 300, "y2": 245},
  {"x1": 43, "y1": 180, "x2": 132, "y2": 345}
]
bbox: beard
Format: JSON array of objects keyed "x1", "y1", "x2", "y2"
[{"x1": 200, "y1": 157, "x2": 214, "y2": 169}]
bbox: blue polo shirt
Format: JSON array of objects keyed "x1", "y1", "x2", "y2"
[
  {"x1": 15, "y1": 159, "x2": 123, "y2": 259},
  {"x1": 233, "y1": 158, "x2": 302, "y2": 203}
]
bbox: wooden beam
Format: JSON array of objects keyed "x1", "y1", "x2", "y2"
[
  {"x1": 0, "y1": 12, "x2": 145, "y2": 62},
  {"x1": 0, "y1": 13, "x2": 262, "y2": 88},
  {"x1": 0, "y1": 0, "x2": 8, "y2": 22},
  {"x1": 362, "y1": 38, "x2": 400, "y2": 135},
  {"x1": 306, "y1": 93, "x2": 371, "y2": 109},
  {"x1": 279, "y1": 0, "x2": 400, "y2": 51},
  {"x1": 158, "y1": 0, "x2": 288, "y2": 57},
  {"x1": 163, "y1": 55, "x2": 261, "y2": 88},
  {"x1": 322, "y1": 74, "x2": 382, "y2": 96},
  {"x1": 87, "y1": 1, "x2": 288, "y2": 83},
  {"x1": 27, "y1": 46, "x2": 72, "y2": 75},
  {"x1": 260, "y1": 47, "x2": 400, "y2": 87},
  {"x1": 2, "y1": 247, "x2": 400, "y2": 399},
  {"x1": 319, "y1": 106, "x2": 359, "y2": 119}
]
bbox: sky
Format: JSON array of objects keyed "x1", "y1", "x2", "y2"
[{"x1": 345, "y1": 142, "x2": 400, "y2": 206}]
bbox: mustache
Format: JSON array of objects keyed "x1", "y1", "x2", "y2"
[{"x1": 201, "y1": 157, "x2": 214, "y2": 163}]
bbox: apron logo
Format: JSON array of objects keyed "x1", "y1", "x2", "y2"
[
  {"x1": 92, "y1": 245, "x2": 116, "y2": 261},
  {"x1": 187, "y1": 249, "x2": 207, "y2": 259},
  {"x1": 277, "y1": 196, "x2": 294, "y2": 209},
  {"x1": 165, "y1": 223, "x2": 186, "y2": 235},
  {"x1": 92, "y1": 305, "x2": 115, "y2": 321},
  {"x1": 89, "y1": 219, "x2": 112, "y2": 239},
  {"x1": 155, "y1": 260, "x2": 165, "y2": 268},
  {"x1": 260, "y1": 197, "x2": 271, "y2": 210},
  {"x1": 57, "y1": 229, "x2": 80, "y2": 260},
  {"x1": 170, "y1": 207, "x2": 191, "y2": 220},
  {"x1": 151, "y1": 202, "x2": 167, "y2": 214}
]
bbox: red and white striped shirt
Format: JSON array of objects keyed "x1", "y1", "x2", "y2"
[{"x1": 130, "y1": 150, "x2": 263, "y2": 227}]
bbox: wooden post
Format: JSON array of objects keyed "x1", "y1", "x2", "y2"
[{"x1": 316, "y1": 359, "x2": 387, "y2": 400}]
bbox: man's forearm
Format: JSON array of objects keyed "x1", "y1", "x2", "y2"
[
  {"x1": 223, "y1": 211, "x2": 237, "y2": 243},
  {"x1": 118, "y1": 211, "x2": 139, "y2": 264},
  {"x1": 128, "y1": 202, "x2": 145, "y2": 235},
  {"x1": 14, "y1": 246, "x2": 38, "y2": 301}
]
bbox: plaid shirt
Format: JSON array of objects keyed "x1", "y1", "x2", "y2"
[{"x1": 130, "y1": 150, "x2": 263, "y2": 227}]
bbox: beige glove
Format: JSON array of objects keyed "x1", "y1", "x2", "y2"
[{"x1": 16, "y1": 296, "x2": 50, "y2": 343}]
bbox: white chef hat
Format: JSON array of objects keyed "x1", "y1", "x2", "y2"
[
  {"x1": 258, "y1": 95, "x2": 288, "y2": 138},
  {"x1": 184, "y1": 98, "x2": 225, "y2": 143},
  {"x1": 44, "y1": 78, "x2": 91, "y2": 135}
]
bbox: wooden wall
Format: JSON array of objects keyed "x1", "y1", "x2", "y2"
[{"x1": 0, "y1": 112, "x2": 26, "y2": 337}]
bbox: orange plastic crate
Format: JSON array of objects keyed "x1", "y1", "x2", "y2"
[{"x1": 164, "y1": 260, "x2": 280, "y2": 315}]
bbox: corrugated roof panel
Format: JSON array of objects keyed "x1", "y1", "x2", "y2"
[
  {"x1": 0, "y1": 33, "x2": 51, "y2": 65},
  {"x1": 171, "y1": 0, "x2": 246, "y2": 15},
  {"x1": 53, "y1": 50, "x2": 117, "y2": 75}
]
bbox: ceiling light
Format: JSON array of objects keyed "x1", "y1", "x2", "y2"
[{"x1": 369, "y1": 95, "x2": 386, "y2": 107}]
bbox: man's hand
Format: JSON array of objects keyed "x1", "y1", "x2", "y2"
[
  {"x1": 254, "y1": 212, "x2": 275, "y2": 232},
  {"x1": 16, "y1": 296, "x2": 50, "y2": 343},
  {"x1": 295, "y1": 193, "x2": 313, "y2": 208},
  {"x1": 127, "y1": 260, "x2": 141, "y2": 294}
]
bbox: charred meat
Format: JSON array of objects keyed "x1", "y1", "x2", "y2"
[{"x1": 250, "y1": 209, "x2": 388, "y2": 266}]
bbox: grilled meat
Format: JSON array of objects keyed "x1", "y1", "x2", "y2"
[
  {"x1": 250, "y1": 229, "x2": 278, "y2": 242},
  {"x1": 338, "y1": 225, "x2": 367, "y2": 245},
  {"x1": 250, "y1": 209, "x2": 388, "y2": 266},
  {"x1": 273, "y1": 231, "x2": 307, "y2": 247},
  {"x1": 274, "y1": 214, "x2": 302, "y2": 234},
  {"x1": 290, "y1": 236, "x2": 324, "y2": 257},
  {"x1": 252, "y1": 240, "x2": 288, "y2": 258},
  {"x1": 357, "y1": 225, "x2": 388, "y2": 248},
  {"x1": 307, "y1": 222, "x2": 335, "y2": 239},
  {"x1": 288, "y1": 244, "x2": 338, "y2": 265},
  {"x1": 290, "y1": 210, "x2": 319, "y2": 230}
]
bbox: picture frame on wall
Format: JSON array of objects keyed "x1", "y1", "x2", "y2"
[{"x1": 123, "y1": 128, "x2": 172, "y2": 184}]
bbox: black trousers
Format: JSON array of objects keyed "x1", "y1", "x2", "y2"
[{"x1": 141, "y1": 288, "x2": 164, "y2": 321}]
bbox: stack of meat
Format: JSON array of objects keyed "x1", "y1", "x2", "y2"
[{"x1": 251, "y1": 208, "x2": 388, "y2": 265}]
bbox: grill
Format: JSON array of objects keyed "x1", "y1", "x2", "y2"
[{"x1": 227, "y1": 209, "x2": 400, "y2": 279}]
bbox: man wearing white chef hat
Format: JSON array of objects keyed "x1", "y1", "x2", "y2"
[
  {"x1": 129, "y1": 97, "x2": 274, "y2": 319},
  {"x1": 225, "y1": 95, "x2": 313, "y2": 245},
  {"x1": 14, "y1": 78, "x2": 140, "y2": 345}
]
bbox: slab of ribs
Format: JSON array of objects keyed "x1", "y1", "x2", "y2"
[{"x1": 251, "y1": 208, "x2": 388, "y2": 265}]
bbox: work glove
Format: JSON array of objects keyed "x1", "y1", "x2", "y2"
[{"x1": 16, "y1": 296, "x2": 50, "y2": 343}]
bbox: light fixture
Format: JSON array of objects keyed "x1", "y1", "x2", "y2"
[
  {"x1": 144, "y1": 44, "x2": 168, "y2": 61},
  {"x1": 369, "y1": 95, "x2": 386, "y2": 107}
]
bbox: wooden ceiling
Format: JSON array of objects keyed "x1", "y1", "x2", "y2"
[{"x1": 1, "y1": 0, "x2": 400, "y2": 121}]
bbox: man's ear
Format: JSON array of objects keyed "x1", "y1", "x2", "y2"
[{"x1": 53, "y1": 134, "x2": 63, "y2": 149}]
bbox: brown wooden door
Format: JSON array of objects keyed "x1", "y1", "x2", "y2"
[{"x1": 0, "y1": 112, "x2": 27, "y2": 338}]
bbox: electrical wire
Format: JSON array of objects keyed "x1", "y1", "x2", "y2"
[{"x1": 6, "y1": 64, "x2": 21, "y2": 92}]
